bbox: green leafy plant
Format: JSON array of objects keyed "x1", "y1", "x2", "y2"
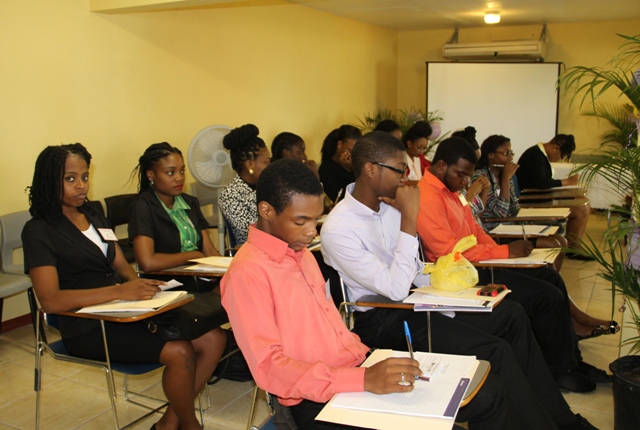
[{"x1": 560, "y1": 33, "x2": 640, "y2": 352}]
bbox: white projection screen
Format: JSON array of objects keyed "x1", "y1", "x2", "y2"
[{"x1": 426, "y1": 62, "x2": 561, "y2": 157}]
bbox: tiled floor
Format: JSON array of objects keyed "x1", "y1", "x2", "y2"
[{"x1": 0, "y1": 213, "x2": 621, "y2": 429}]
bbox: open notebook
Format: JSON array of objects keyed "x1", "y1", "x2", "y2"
[
  {"x1": 329, "y1": 350, "x2": 474, "y2": 419},
  {"x1": 77, "y1": 290, "x2": 187, "y2": 314},
  {"x1": 184, "y1": 256, "x2": 234, "y2": 272}
]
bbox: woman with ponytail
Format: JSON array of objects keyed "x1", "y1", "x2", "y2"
[{"x1": 219, "y1": 124, "x2": 271, "y2": 246}]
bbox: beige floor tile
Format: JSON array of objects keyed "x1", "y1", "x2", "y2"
[
  {"x1": 579, "y1": 342, "x2": 619, "y2": 373},
  {"x1": 75, "y1": 399, "x2": 166, "y2": 430},
  {"x1": 206, "y1": 390, "x2": 269, "y2": 429},
  {"x1": 0, "y1": 378, "x2": 113, "y2": 430},
  {"x1": 570, "y1": 407, "x2": 615, "y2": 430},
  {"x1": 0, "y1": 334, "x2": 35, "y2": 363},
  {"x1": 205, "y1": 379, "x2": 255, "y2": 417},
  {"x1": 563, "y1": 383, "x2": 614, "y2": 414},
  {"x1": 0, "y1": 361, "x2": 62, "y2": 408}
]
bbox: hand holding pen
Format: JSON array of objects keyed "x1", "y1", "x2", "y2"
[{"x1": 405, "y1": 321, "x2": 431, "y2": 381}]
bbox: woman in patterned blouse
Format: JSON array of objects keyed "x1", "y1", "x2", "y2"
[
  {"x1": 472, "y1": 135, "x2": 618, "y2": 340},
  {"x1": 219, "y1": 124, "x2": 271, "y2": 246}
]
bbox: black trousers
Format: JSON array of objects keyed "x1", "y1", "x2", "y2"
[
  {"x1": 353, "y1": 300, "x2": 567, "y2": 430},
  {"x1": 478, "y1": 266, "x2": 582, "y2": 374}
]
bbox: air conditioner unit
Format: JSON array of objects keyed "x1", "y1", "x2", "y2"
[{"x1": 442, "y1": 39, "x2": 547, "y2": 60}]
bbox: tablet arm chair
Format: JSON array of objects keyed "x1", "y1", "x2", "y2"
[{"x1": 28, "y1": 287, "x2": 207, "y2": 429}]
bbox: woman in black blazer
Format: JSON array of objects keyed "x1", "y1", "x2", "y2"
[
  {"x1": 129, "y1": 142, "x2": 221, "y2": 273},
  {"x1": 23, "y1": 143, "x2": 223, "y2": 430}
]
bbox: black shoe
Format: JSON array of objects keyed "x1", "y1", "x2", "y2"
[
  {"x1": 576, "y1": 361, "x2": 612, "y2": 383},
  {"x1": 558, "y1": 413, "x2": 599, "y2": 430},
  {"x1": 554, "y1": 371, "x2": 596, "y2": 393},
  {"x1": 566, "y1": 252, "x2": 596, "y2": 261}
]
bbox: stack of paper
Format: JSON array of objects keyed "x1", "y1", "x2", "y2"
[
  {"x1": 77, "y1": 291, "x2": 187, "y2": 314},
  {"x1": 403, "y1": 286, "x2": 509, "y2": 312},
  {"x1": 489, "y1": 224, "x2": 559, "y2": 236},
  {"x1": 184, "y1": 256, "x2": 234, "y2": 273}
]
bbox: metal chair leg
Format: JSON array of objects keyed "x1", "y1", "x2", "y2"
[{"x1": 246, "y1": 384, "x2": 260, "y2": 430}]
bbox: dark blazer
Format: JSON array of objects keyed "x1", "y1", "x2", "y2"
[
  {"x1": 128, "y1": 188, "x2": 209, "y2": 254},
  {"x1": 22, "y1": 206, "x2": 120, "y2": 337},
  {"x1": 516, "y1": 144, "x2": 563, "y2": 190},
  {"x1": 318, "y1": 158, "x2": 355, "y2": 203}
]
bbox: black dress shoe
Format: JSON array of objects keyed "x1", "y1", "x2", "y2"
[
  {"x1": 566, "y1": 252, "x2": 596, "y2": 261},
  {"x1": 554, "y1": 371, "x2": 596, "y2": 393},
  {"x1": 558, "y1": 413, "x2": 599, "y2": 430},
  {"x1": 576, "y1": 361, "x2": 612, "y2": 383}
]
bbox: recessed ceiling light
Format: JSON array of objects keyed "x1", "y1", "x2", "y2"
[{"x1": 484, "y1": 12, "x2": 501, "y2": 24}]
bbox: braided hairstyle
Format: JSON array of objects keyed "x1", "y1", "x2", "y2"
[
  {"x1": 28, "y1": 143, "x2": 92, "y2": 222},
  {"x1": 132, "y1": 142, "x2": 183, "y2": 193},
  {"x1": 271, "y1": 132, "x2": 303, "y2": 161},
  {"x1": 320, "y1": 125, "x2": 362, "y2": 162},
  {"x1": 476, "y1": 135, "x2": 510, "y2": 170},
  {"x1": 452, "y1": 126, "x2": 479, "y2": 151},
  {"x1": 223, "y1": 124, "x2": 266, "y2": 173}
]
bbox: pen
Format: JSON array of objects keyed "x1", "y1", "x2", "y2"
[
  {"x1": 521, "y1": 224, "x2": 527, "y2": 242},
  {"x1": 404, "y1": 321, "x2": 426, "y2": 381},
  {"x1": 491, "y1": 164, "x2": 505, "y2": 168},
  {"x1": 335, "y1": 188, "x2": 344, "y2": 204}
]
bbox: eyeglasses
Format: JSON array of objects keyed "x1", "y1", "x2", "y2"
[
  {"x1": 372, "y1": 161, "x2": 409, "y2": 177},
  {"x1": 495, "y1": 150, "x2": 515, "y2": 156}
]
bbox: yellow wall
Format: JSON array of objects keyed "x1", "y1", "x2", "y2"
[
  {"x1": 0, "y1": 0, "x2": 397, "y2": 321},
  {"x1": 397, "y1": 19, "x2": 640, "y2": 151}
]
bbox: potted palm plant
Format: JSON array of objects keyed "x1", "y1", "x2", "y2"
[{"x1": 559, "y1": 33, "x2": 640, "y2": 429}]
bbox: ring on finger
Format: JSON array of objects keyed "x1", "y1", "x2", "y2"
[{"x1": 400, "y1": 373, "x2": 405, "y2": 383}]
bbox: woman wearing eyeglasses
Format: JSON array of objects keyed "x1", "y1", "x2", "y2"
[{"x1": 472, "y1": 135, "x2": 618, "y2": 341}]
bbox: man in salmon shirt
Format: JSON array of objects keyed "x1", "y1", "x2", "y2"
[{"x1": 416, "y1": 137, "x2": 609, "y2": 393}]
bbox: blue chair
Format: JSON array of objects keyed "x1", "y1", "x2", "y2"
[{"x1": 28, "y1": 287, "x2": 207, "y2": 429}]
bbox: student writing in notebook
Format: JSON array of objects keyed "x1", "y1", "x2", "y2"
[
  {"x1": 416, "y1": 137, "x2": 609, "y2": 393},
  {"x1": 320, "y1": 132, "x2": 597, "y2": 429},
  {"x1": 221, "y1": 159, "x2": 424, "y2": 430}
]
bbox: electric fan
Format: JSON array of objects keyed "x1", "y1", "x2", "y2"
[{"x1": 187, "y1": 124, "x2": 234, "y2": 251}]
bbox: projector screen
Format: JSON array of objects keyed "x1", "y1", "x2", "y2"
[{"x1": 426, "y1": 62, "x2": 561, "y2": 158}]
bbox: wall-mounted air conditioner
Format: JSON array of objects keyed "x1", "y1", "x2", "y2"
[{"x1": 442, "y1": 39, "x2": 547, "y2": 61}]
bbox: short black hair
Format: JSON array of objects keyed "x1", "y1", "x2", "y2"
[
  {"x1": 431, "y1": 137, "x2": 478, "y2": 166},
  {"x1": 402, "y1": 121, "x2": 432, "y2": 148},
  {"x1": 352, "y1": 131, "x2": 406, "y2": 179},
  {"x1": 551, "y1": 134, "x2": 576, "y2": 159},
  {"x1": 374, "y1": 119, "x2": 401, "y2": 133},
  {"x1": 256, "y1": 159, "x2": 323, "y2": 214}
]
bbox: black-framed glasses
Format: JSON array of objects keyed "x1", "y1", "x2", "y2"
[{"x1": 372, "y1": 161, "x2": 409, "y2": 176}]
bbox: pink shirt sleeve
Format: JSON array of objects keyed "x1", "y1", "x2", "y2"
[{"x1": 222, "y1": 262, "x2": 366, "y2": 405}]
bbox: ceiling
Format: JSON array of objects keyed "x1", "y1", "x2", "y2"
[
  {"x1": 90, "y1": 0, "x2": 640, "y2": 30},
  {"x1": 287, "y1": 0, "x2": 640, "y2": 30}
]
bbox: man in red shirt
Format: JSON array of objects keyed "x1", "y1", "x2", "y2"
[{"x1": 417, "y1": 137, "x2": 608, "y2": 393}]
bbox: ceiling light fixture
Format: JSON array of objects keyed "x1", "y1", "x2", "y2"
[{"x1": 484, "y1": 12, "x2": 500, "y2": 24}]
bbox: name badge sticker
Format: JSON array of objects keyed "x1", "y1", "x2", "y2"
[
  {"x1": 458, "y1": 193, "x2": 469, "y2": 207},
  {"x1": 97, "y1": 228, "x2": 118, "y2": 241}
]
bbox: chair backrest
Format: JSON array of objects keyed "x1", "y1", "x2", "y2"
[
  {"x1": 0, "y1": 210, "x2": 31, "y2": 274},
  {"x1": 86, "y1": 200, "x2": 105, "y2": 218},
  {"x1": 222, "y1": 212, "x2": 238, "y2": 250},
  {"x1": 189, "y1": 182, "x2": 220, "y2": 228},
  {"x1": 104, "y1": 194, "x2": 138, "y2": 227}
]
